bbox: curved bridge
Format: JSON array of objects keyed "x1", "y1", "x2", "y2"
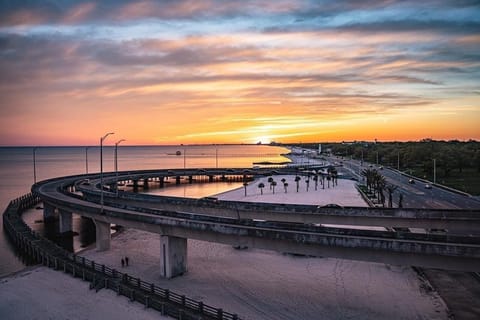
[{"x1": 33, "y1": 168, "x2": 480, "y2": 277}]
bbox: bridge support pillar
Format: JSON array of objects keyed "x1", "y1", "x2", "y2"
[
  {"x1": 43, "y1": 203, "x2": 56, "y2": 222},
  {"x1": 175, "y1": 176, "x2": 181, "y2": 184},
  {"x1": 159, "y1": 177, "x2": 165, "y2": 188},
  {"x1": 208, "y1": 175, "x2": 213, "y2": 182},
  {"x1": 143, "y1": 178, "x2": 149, "y2": 189},
  {"x1": 59, "y1": 209, "x2": 72, "y2": 234},
  {"x1": 188, "y1": 176, "x2": 193, "y2": 184},
  {"x1": 133, "y1": 180, "x2": 139, "y2": 192},
  {"x1": 160, "y1": 235, "x2": 187, "y2": 278},
  {"x1": 94, "y1": 220, "x2": 111, "y2": 251}
]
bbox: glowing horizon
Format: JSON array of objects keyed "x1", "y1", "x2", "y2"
[{"x1": 0, "y1": 1, "x2": 479, "y2": 146}]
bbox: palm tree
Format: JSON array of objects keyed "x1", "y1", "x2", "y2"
[
  {"x1": 243, "y1": 182, "x2": 248, "y2": 197},
  {"x1": 398, "y1": 192, "x2": 404, "y2": 208},
  {"x1": 313, "y1": 175, "x2": 318, "y2": 190},
  {"x1": 385, "y1": 183, "x2": 398, "y2": 208},
  {"x1": 295, "y1": 175, "x2": 301, "y2": 192},
  {"x1": 375, "y1": 174, "x2": 387, "y2": 206},
  {"x1": 305, "y1": 179, "x2": 310, "y2": 192},
  {"x1": 283, "y1": 182, "x2": 288, "y2": 193},
  {"x1": 330, "y1": 168, "x2": 338, "y2": 186},
  {"x1": 271, "y1": 180, "x2": 277, "y2": 194},
  {"x1": 361, "y1": 169, "x2": 376, "y2": 194},
  {"x1": 267, "y1": 177, "x2": 274, "y2": 190},
  {"x1": 258, "y1": 182, "x2": 265, "y2": 195},
  {"x1": 327, "y1": 175, "x2": 331, "y2": 188}
]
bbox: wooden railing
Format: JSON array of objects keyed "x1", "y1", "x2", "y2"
[{"x1": 3, "y1": 193, "x2": 240, "y2": 320}]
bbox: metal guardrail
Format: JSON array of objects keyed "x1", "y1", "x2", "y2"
[{"x1": 2, "y1": 193, "x2": 240, "y2": 320}]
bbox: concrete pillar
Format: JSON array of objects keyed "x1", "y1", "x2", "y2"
[
  {"x1": 133, "y1": 180, "x2": 139, "y2": 192},
  {"x1": 43, "y1": 203, "x2": 56, "y2": 222},
  {"x1": 58, "y1": 209, "x2": 72, "y2": 234},
  {"x1": 160, "y1": 235, "x2": 187, "y2": 278},
  {"x1": 143, "y1": 178, "x2": 149, "y2": 189},
  {"x1": 188, "y1": 176, "x2": 193, "y2": 184},
  {"x1": 94, "y1": 220, "x2": 111, "y2": 251},
  {"x1": 208, "y1": 175, "x2": 214, "y2": 182},
  {"x1": 159, "y1": 177, "x2": 165, "y2": 188},
  {"x1": 175, "y1": 176, "x2": 181, "y2": 184}
]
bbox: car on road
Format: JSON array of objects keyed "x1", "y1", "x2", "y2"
[
  {"x1": 425, "y1": 184, "x2": 432, "y2": 189},
  {"x1": 408, "y1": 179, "x2": 415, "y2": 184}
]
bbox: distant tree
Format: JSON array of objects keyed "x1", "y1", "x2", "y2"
[
  {"x1": 271, "y1": 180, "x2": 277, "y2": 194},
  {"x1": 398, "y1": 192, "x2": 404, "y2": 208},
  {"x1": 305, "y1": 179, "x2": 310, "y2": 192},
  {"x1": 283, "y1": 182, "x2": 288, "y2": 193},
  {"x1": 385, "y1": 183, "x2": 398, "y2": 208},
  {"x1": 258, "y1": 182, "x2": 265, "y2": 195},
  {"x1": 267, "y1": 177, "x2": 274, "y2": 190},
  {"x1": 295, "y1": 176, "x2": 301, "y2": 192},
  {"x1": 313, "y1": 175, "x2": 318, "y2": 190}
]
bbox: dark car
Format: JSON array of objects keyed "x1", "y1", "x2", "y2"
[{"x1": 408, "y1": 179, "x2": 415, "y2": 184}]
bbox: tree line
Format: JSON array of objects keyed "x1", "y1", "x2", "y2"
[{"x1": 292, "y1": 139, "x2": 480, "y2": 178}]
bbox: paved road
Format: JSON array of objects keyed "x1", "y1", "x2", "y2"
[{"x1": 330, "y1": 156, "x2": 480, "y2": 210}]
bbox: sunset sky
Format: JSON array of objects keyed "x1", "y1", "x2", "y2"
[{"x1": 0, "y1": 0, "x2": 479, "y2": 146}]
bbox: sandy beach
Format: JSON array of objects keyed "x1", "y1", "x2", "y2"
[
  {"x1": 0, "y1": 267, "x2": 169, "y2": 320},
  {"x1": 0, "y1": 173, "x2": 449, "y2": 319}
]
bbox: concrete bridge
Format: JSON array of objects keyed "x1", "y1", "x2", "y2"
[{"x1": 32, "y1": 168, "x2": 480, "y2": 278}]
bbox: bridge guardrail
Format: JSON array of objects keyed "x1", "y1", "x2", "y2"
[{"x1": 3, "y1": 193, "x2": 241, "y2": 320}]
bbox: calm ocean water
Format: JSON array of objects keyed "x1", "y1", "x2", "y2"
[{"x1": 0, "y1": 145, "x2": 289, "y2": 277}]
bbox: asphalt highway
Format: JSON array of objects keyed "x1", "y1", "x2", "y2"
[{"x1": 332, "y1": 156, "x2": 480, "y2": 210}]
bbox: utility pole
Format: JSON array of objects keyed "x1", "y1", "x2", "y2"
[{"x1": 33, "y1": 147, "x2": 37, "y2": 184}]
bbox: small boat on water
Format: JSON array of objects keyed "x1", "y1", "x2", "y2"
[{"x1": 176, "y1": 150, "x2": 182, "y2": 156}]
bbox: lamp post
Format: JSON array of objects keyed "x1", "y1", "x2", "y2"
[
  {"x1": 114, "y1": 139, "x2": 126, "y2": 196},
  {"x1": 215, "y1": 147, "x2": 218, "y2": 168},
  {"x1": 433, "y1": 158, "x2": 436, "y2": 184},
  {"x1": 100, "y1": 132, "x2": 114, "y2": 212},
  {"x1": 85, "y1": 146, "x2": 90, "y2": 173},
  {"x1": 33, "y1": 147, "x2": 37, "y2": 184}
]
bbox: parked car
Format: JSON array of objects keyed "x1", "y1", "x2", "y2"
[
  {"x1": 425, "y1": 184, "x2": 432, "y2": 189},
  {"x1": 408, "y1": 179, "x2": 415, "y2": 184}
]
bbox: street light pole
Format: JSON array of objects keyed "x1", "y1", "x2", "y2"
[
  {"x1": 433, "y1": 158, "x2": 436, "y2": 184},
  {"x1": 114, "y1": 139, "x2": 125, "y2": 197},
  {"x1": 85, "y1": 146, "x2": 90, "y2": 173},
  {"x1": 215, "y1": 148, "x2": 218, "y2": 168},
  {"x1": 33, "y1": 147, "x2": 37, "y2": 184},
  {"x1": 100, "y1": 132, "x2": 114, "y2": 213}
]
